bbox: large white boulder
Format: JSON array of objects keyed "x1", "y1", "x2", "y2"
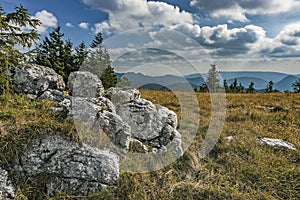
[
  {"x1": 10, "y1": 64, "x2": 65, "y2": 99},
  {"x1": 14, "y1": 134, "x2": 119, "y2": 196},
  {"x1": 68, "y1": 71, "x2": 104, "y2": 98}
]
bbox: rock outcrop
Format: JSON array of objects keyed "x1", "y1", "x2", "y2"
[
  {"x1": 14, "y1": 134, "x2": 119, "y2": 196},
  {"x1": 106, "y1": 87, "x2": 140, "y2": 106},
  {"x1": 0, "y1": 168, "x2": 15, "y2": 200},
  {"x1": 68, "y1": 71, "x2": 104, "y2": 98},
  {"x1": 10, "y1": 64, "x2": 65, "y2": 99},
  {"x1": 8, "y1": 65, "x2": 183, "y2": 196},
  {"x1": 70, "y1": 97, "x2": 131, "y2": 149},
  {"x1": 117, "y1": 98, "x2": 182, "y2": 156},
  {"x1": 38, "y1": 89, "x2": 66, "y2": 102}
]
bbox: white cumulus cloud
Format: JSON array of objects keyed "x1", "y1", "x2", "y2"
[
  {"x1": 93, "y1": 21, "x2": 112, "y2": 35},
  {"x1": 83, "y1": 0, "x2": 195, "y2": 34},
  {"x1": 276, "y1": 22, "x2": 300, "y2": 46},
  {"x1": 66, "y1": 22, "x2": 74, "y2": 27},
  {"x1": 32, "y1": 10, "x2": 57, "y2": 33},
  {"x1": 79, "y1": 22, "x2": 89, "y2": 29}
]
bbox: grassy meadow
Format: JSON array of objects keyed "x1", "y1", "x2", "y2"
[{"x1": 0, "y1": 91, "x2": 299, "y2": 199}]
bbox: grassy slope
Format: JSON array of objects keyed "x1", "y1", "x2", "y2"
[{"x1": 0, "y1": 91, "x2": 299, "y2": 199}]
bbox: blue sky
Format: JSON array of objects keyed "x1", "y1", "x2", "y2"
[{"x1": 2, "y1": 0, "x2": 300, "y2": 75}]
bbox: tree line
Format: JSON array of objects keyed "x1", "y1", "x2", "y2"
[
  {"x1": 196, "y1": 64, "x2": 300, "y2": 93},
  {"x1": 0, "y1": 5, "x2": 119, "y2": 95},
  {"x1": 33, "y1": 27, "x2": 118, "y2": 89}
]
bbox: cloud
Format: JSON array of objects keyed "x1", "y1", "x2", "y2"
[
  {"x1": 145, "y1": 24, "x2": 268, "y2": 57},
  {"x1": 259, "y1": 22, "x2": 300, "y2": 57},
  {"x1": 79, "y1": 22, "x2": 89, "y2": 29},
  {"x1": 32, "y1": 10, "x2": 57, "y2": 33},
  {"x1": 171, "y1": 23, "x2": 201, "y2": 37},
  {"x1": 190, "y1": 0, "x2": 300, "y2": 22},
  {"x1": 66, "y1": 22, "x2": 74, "y2": 27},
  {"x1": 194, "y1": 24, "x2": 267, "y2": 56},
  {"x1": 93, "y1": 21, "x2": 112, "y2": 35},
  {"x1": 83, "y1": 0, "x2": 194, "y2": 34},
  {"x1": 83, "y1": 0, "x2": 300, "y2": 62},
  {"x1": 276, "y1": 22, "x2": 300, "y2": 46}
]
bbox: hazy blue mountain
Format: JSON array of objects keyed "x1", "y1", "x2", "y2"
[
  {"x1": 275, "y1": 75, "x2": 299, "y2": 92},
  {"x1": 115, "y1": 71, "x2": 298, "y2": 92},
  {"x1": 120, "y1": 72, "x2": 194, "y2": 89},
  {"x1": 186, "y1": 77, "x2": 205, "y2": 86},
  {"x1": 220, "y1": 71, "x2": 288, "y2": 82},
  {"x1": 227, "y1": 77, "x2": 268, "y2": 90},
  {"x1": 185, "y1": 73, "x2": 204, "y2": 79}
]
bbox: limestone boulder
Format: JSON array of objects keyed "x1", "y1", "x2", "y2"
[
  {"x1": 10, "y1": 64, "x2": 65, "y2": 99},
  {"x1": 70, "y1": 97, "x2": 131, "y2": 149},
  {"x1": 106, "y1": 87, "x2": 140, "y2": 106},
  {"x1": 117, "y1": 99, "x2": 177, "y2": 141},
  {"x1": 14, "y1": 134, "x2": 119, "y2": 196},
  {"x1": 117, "y1": 98, "x2": 182, "y2": 156},
  {"x1": 68, "y1": 71, "x2": 104, "y2": 98}
]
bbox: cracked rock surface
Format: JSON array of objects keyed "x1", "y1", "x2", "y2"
[
  {"x1": 68, "y1": 71, "x2": 104, "y2": 98},
  {"x1": 10, "y1": 64, "x2": 65, "y2": 99},
  {"x1": 70, "y1": 97, "x2": 131, "y2": 150},
  {"x1": 14, "y1": 134, "x2": 119, "y2": 196},
  {"x1": 117, "y1": 98, "x2": 183, "y2": 156},
  {"x1": 105, "y1": 87, "x2": 140, "y2": 107}
]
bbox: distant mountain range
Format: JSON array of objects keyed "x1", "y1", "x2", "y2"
[{"x1": 116, "y1": 71, "x2": 300, "y2": 92}]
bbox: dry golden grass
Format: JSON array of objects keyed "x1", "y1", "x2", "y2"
[{"x1": 0, "y1": 91, "x2": 299, "y2": 199}]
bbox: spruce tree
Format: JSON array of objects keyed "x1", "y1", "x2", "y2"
[
  {"x1": 266, "y1": 80, "x2": 274, "y2": 93},
  {"x1": 292, "y1": 78, "x2": 300, "y2": 93},
  {"x1": 74, "y1": 41, "x2": 88, "y2": 71},
  {"x1": 116, "y1": 77, "x2": 131, "y2": 88},
  {"x1": 206, "y1": 63, "x2": 220, "y2": 93},
  {"x1": 101, "y1": 65, "x2": 117, "y2": 89},
  {"x1": 224, "y1": 79, "x2": 230, "y2": 93},
  {"x1": 238, "y1": 83, "x2": 244, "y2": 93},
  {"x1": 35, "y1": 26, "x2": 79, "y2": 83},
  {"x1": 35, "y1": 26, "x2": 66, "y2": 79},
  {"x1": 84, "y1": 32, "x2": 117, "y2": 89},
  {"x1": 247, "y1": 82, "x2": 255, "y2": 93},
  {"x1": 0, "y1": 5, "x2": 40, "y2": 94},
  {"x1": 90, "y1": 32, "x2": 103, "y2": 48},
  {"x1": 230, "y1": 78, "x2": 238, "y2": 93},
  {"x1": 62, "y1": 39, "x2": 76, "y2": 80}
]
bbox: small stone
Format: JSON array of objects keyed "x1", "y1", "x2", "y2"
[
  {"x1": 129, "y1": 139, "x2": 148, "y2": 153},
  {"x1": 258, "y1": 137, "x2": 297, "y2": 150},
  {"x1": 169, "y1": 130, "x2": 183, "y2": 157},
  {"x1": 226, "y1": 136, "x2": 234, "y2": 143}
]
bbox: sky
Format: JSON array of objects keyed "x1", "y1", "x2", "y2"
[{"x1": 1, "y1": 0, "x2": 300, "y2": 75}]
